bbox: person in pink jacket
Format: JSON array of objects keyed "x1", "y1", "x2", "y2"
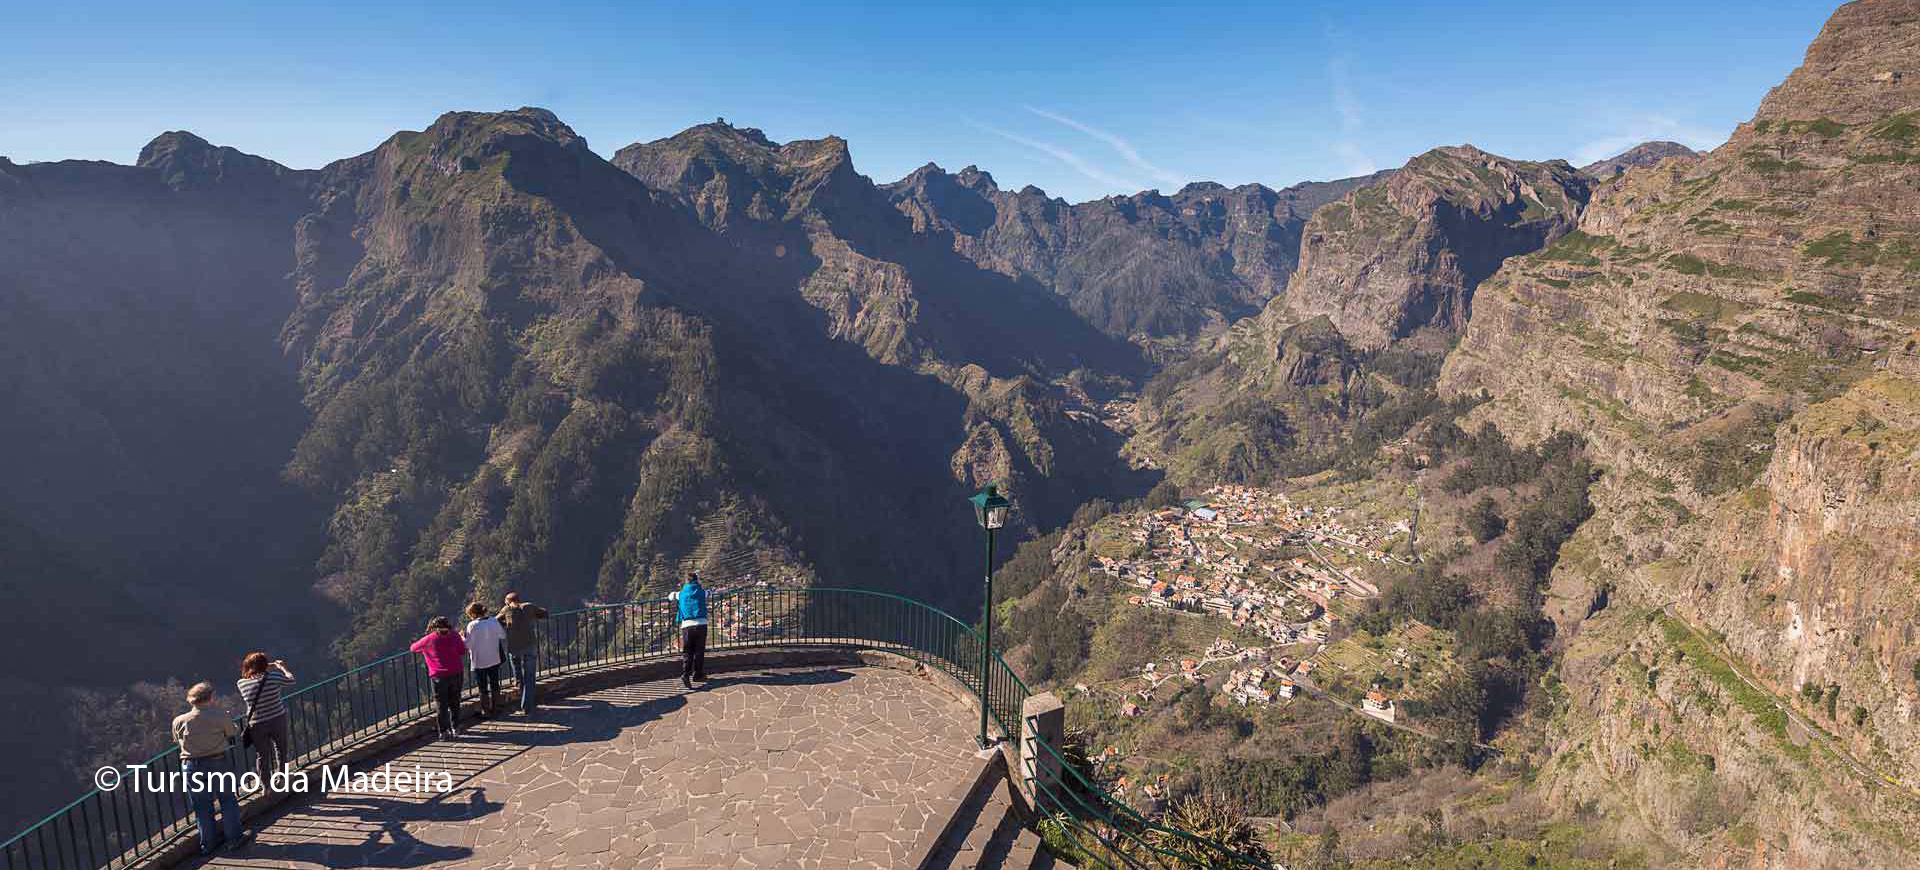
[{"x1": 411, "y1": 617, "x2": 469, "y2": 739}]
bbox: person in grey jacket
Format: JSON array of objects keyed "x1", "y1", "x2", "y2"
[{"x1": 499, "y1": 592, "x2": 548, "y2": 714}]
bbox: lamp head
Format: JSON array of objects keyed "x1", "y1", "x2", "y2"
[{"x1": 968, "y1": 484, "x2": 1012, "y2": 530}]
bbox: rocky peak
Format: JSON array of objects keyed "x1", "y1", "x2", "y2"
[
  {"x1": 1579, "y1": 140, "x2": 1699, "y2": 178},
  {"x1": 411, "y1": 107, "x2": 590, "y2": 166},
  {"x1": 1389, "y1": 145, "x2": 1589, "y2": 218},
  {"x1": 884, "y1": 163, "x2": 1000, "y2": 236},
  {"x1": 682, "y1": 119, "x2": 777, "y2": 148},
  {"x1": 955, "y1": 165, "x2": 999, "y2": 192},
  {"x1": 1275, "y1": 145, "x2": 1590, "y2": 350},
  {"x1": 135, "y1": 130, "x2": 215, "y2": 167},
  {"x1": 135, "y1": 130, "x2": 303, "y2": 193},
  {"x1": 613, "y1": 122, "x2": 877, "y2": 230},
  {"x1": 1177, "y1": 181, "x2": 1228, "y2": 196},
  {"x1": 894, "y1": 162, "x2": 947, "y2": 185}
]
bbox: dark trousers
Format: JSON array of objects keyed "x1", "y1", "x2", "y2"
[
  {"x1": 431, "y1": 673, "x2": 463, "y2": 735},
  {"x1": 474, "y1": 664, "x2": 502, "y2": 713},
  {"x1": 246, "y1": 714, "x2": 291, "y2": 790},
  {"x1": 682, "y1": 623, "x2": 708, "y2": 682}
]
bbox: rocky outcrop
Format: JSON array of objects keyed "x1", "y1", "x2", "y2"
[
  {"x1": 1580, "y1": 140, "x2": 1700, "y2": 179},
  {"x1": 882, "y1": 163, "x2": 1392, "y2": 341},
  {"x1": 1278, "y1": 145, "x2": 1591, "y2": 351},
  {"x1": 1441, "y1": 2, "x2": 1920, "y2": 864}
]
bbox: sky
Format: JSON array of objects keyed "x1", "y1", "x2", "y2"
[{"x1": 3, "y1": 1, "x2": 1842, "y2": 204}]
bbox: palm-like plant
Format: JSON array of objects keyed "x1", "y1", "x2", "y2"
[{"x1": 1146, "y1": 793, "x2": 1274, "y2": 869}]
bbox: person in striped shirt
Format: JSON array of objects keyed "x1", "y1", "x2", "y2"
[{"x1": 236, "y1": 653, "x2": 295, "y2": 791}]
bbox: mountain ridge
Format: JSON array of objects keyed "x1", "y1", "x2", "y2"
[{"x1": 1438, "y1": 0, "x2": 1920, "y2": 863}]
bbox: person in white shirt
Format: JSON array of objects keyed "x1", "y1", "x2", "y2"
[{"x1": 463, "y1": 602, "x2": 510, "y2": 718}]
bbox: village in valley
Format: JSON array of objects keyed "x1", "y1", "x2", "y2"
[{"x1": 1063, "y1": 480, "x2": 1466, "y2": 800}]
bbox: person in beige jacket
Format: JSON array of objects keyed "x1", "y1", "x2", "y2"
[{"x1": 170, "y1": 682, "x2": 248, "y2": 855}]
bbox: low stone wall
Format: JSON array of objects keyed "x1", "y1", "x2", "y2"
[{"x1": 131, "y1": 645, "x2": 1013, "y2": 870}]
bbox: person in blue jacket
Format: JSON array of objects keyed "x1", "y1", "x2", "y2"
[{"x1": 670, "y1": 574, "x2": 709, "y2": 689}]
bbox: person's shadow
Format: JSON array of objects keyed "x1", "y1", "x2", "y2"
[
  {"x1": 191, "y1": 686, "x2": 691, "y2": 868},
  {"x1": 195, "y1": 787, "x2": 500, "y2": 868}
]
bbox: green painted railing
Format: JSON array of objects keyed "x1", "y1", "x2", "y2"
[{"x1": 0, "y1": 586, "x2": 1270, "y2": 870}]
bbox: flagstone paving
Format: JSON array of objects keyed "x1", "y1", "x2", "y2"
[{"x1": 191, "y1": 665, "x2": 985, "y2": 869}]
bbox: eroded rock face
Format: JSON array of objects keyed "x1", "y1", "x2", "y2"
[
  {"x1": 881, "y1": 163, "x2": 1392, "y2": 341},
  {"x1": 1442, "y1": 1, "x2": 1920, "y2": 864},
  {"x1": 1279, "y1": 145, "x2": 1592, "y2": 351}
]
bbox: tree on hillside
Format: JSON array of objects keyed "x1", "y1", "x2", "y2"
[
  {"x1": 1466, "y1": 496, "x2": 1506, "y2": 543},
  {"x1": 1310, "y1": 829, "x2": 1349, "y2": 870},
  {"x1": 1144, "y1": 480, "x2": 1183, "y2": 509}
]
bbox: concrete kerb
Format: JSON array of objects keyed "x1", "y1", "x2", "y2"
[{"x1": 129, "y1": 644, "x2": 1019, "y2": 870}]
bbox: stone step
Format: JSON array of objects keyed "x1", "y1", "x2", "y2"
[{"x1": 917, "y1": 759, "x2": 1053, "y2": 870}]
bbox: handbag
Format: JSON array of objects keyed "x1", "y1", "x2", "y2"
[{"x1": 239, "y1": 671, "x2": 271, "y2": 749}]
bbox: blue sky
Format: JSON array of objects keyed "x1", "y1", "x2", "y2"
[{"x1": 4, "y1": 1, "x2": 1839, "y2": 203}]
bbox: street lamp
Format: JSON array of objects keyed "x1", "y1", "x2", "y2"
[{"x1": 967, "y1": 483, "x2": 1012, "y2": 749}]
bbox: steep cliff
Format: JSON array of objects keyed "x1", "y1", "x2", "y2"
[{"x1": 1441, "y1": 1, "x2": 1920, "y2": 864}]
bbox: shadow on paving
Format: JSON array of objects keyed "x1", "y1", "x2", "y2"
[
  {"x1": 695, "y1": 666, "x2": 856, "y2": 691},
  {"x1": 186, "y1": 679, "x2": 698, "y2": 868}
]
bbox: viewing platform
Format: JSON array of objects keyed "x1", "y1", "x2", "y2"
[
  {"x1": 179, "y1": 658, "x2": 1043, "y2": 869},
  {"x1": 3, "y1": 588, "x2": 1273, "y2": 870}
]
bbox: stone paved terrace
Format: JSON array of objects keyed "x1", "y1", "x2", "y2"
[{"x1": 184, "y1": 665, "x2": 987, "y2": 869}]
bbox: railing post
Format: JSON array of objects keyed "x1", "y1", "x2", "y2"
[{"x1": 1019, "y1": 692, "x2": 1064, "y2": 811}]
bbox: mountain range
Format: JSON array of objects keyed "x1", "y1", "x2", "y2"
[{"x1": 2, "y1": 1, "x2": 1917, "y2": 864}]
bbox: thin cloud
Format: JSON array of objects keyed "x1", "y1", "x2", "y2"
[
  {"x1": 1023, "y1": 106, "x2": 1184, "y2": 189},
  {"x1": 1328, "y1": 55, "x2": 1377, "y2": 177},
  {"x1": 1572, "y1": 114, "x2": 1728, "y2": 166},
  {"x1": 970, "y1": 120, "x2": 1146, "y2": 194}
]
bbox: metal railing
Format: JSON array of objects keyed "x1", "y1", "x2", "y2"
[{"x1": 0, "y1": 586, "x2": 1270, "y2": 870}]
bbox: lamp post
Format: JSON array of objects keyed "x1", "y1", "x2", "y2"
[{"x1": 967, "y1": 483, "x2": 1012, "y2": 749}]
